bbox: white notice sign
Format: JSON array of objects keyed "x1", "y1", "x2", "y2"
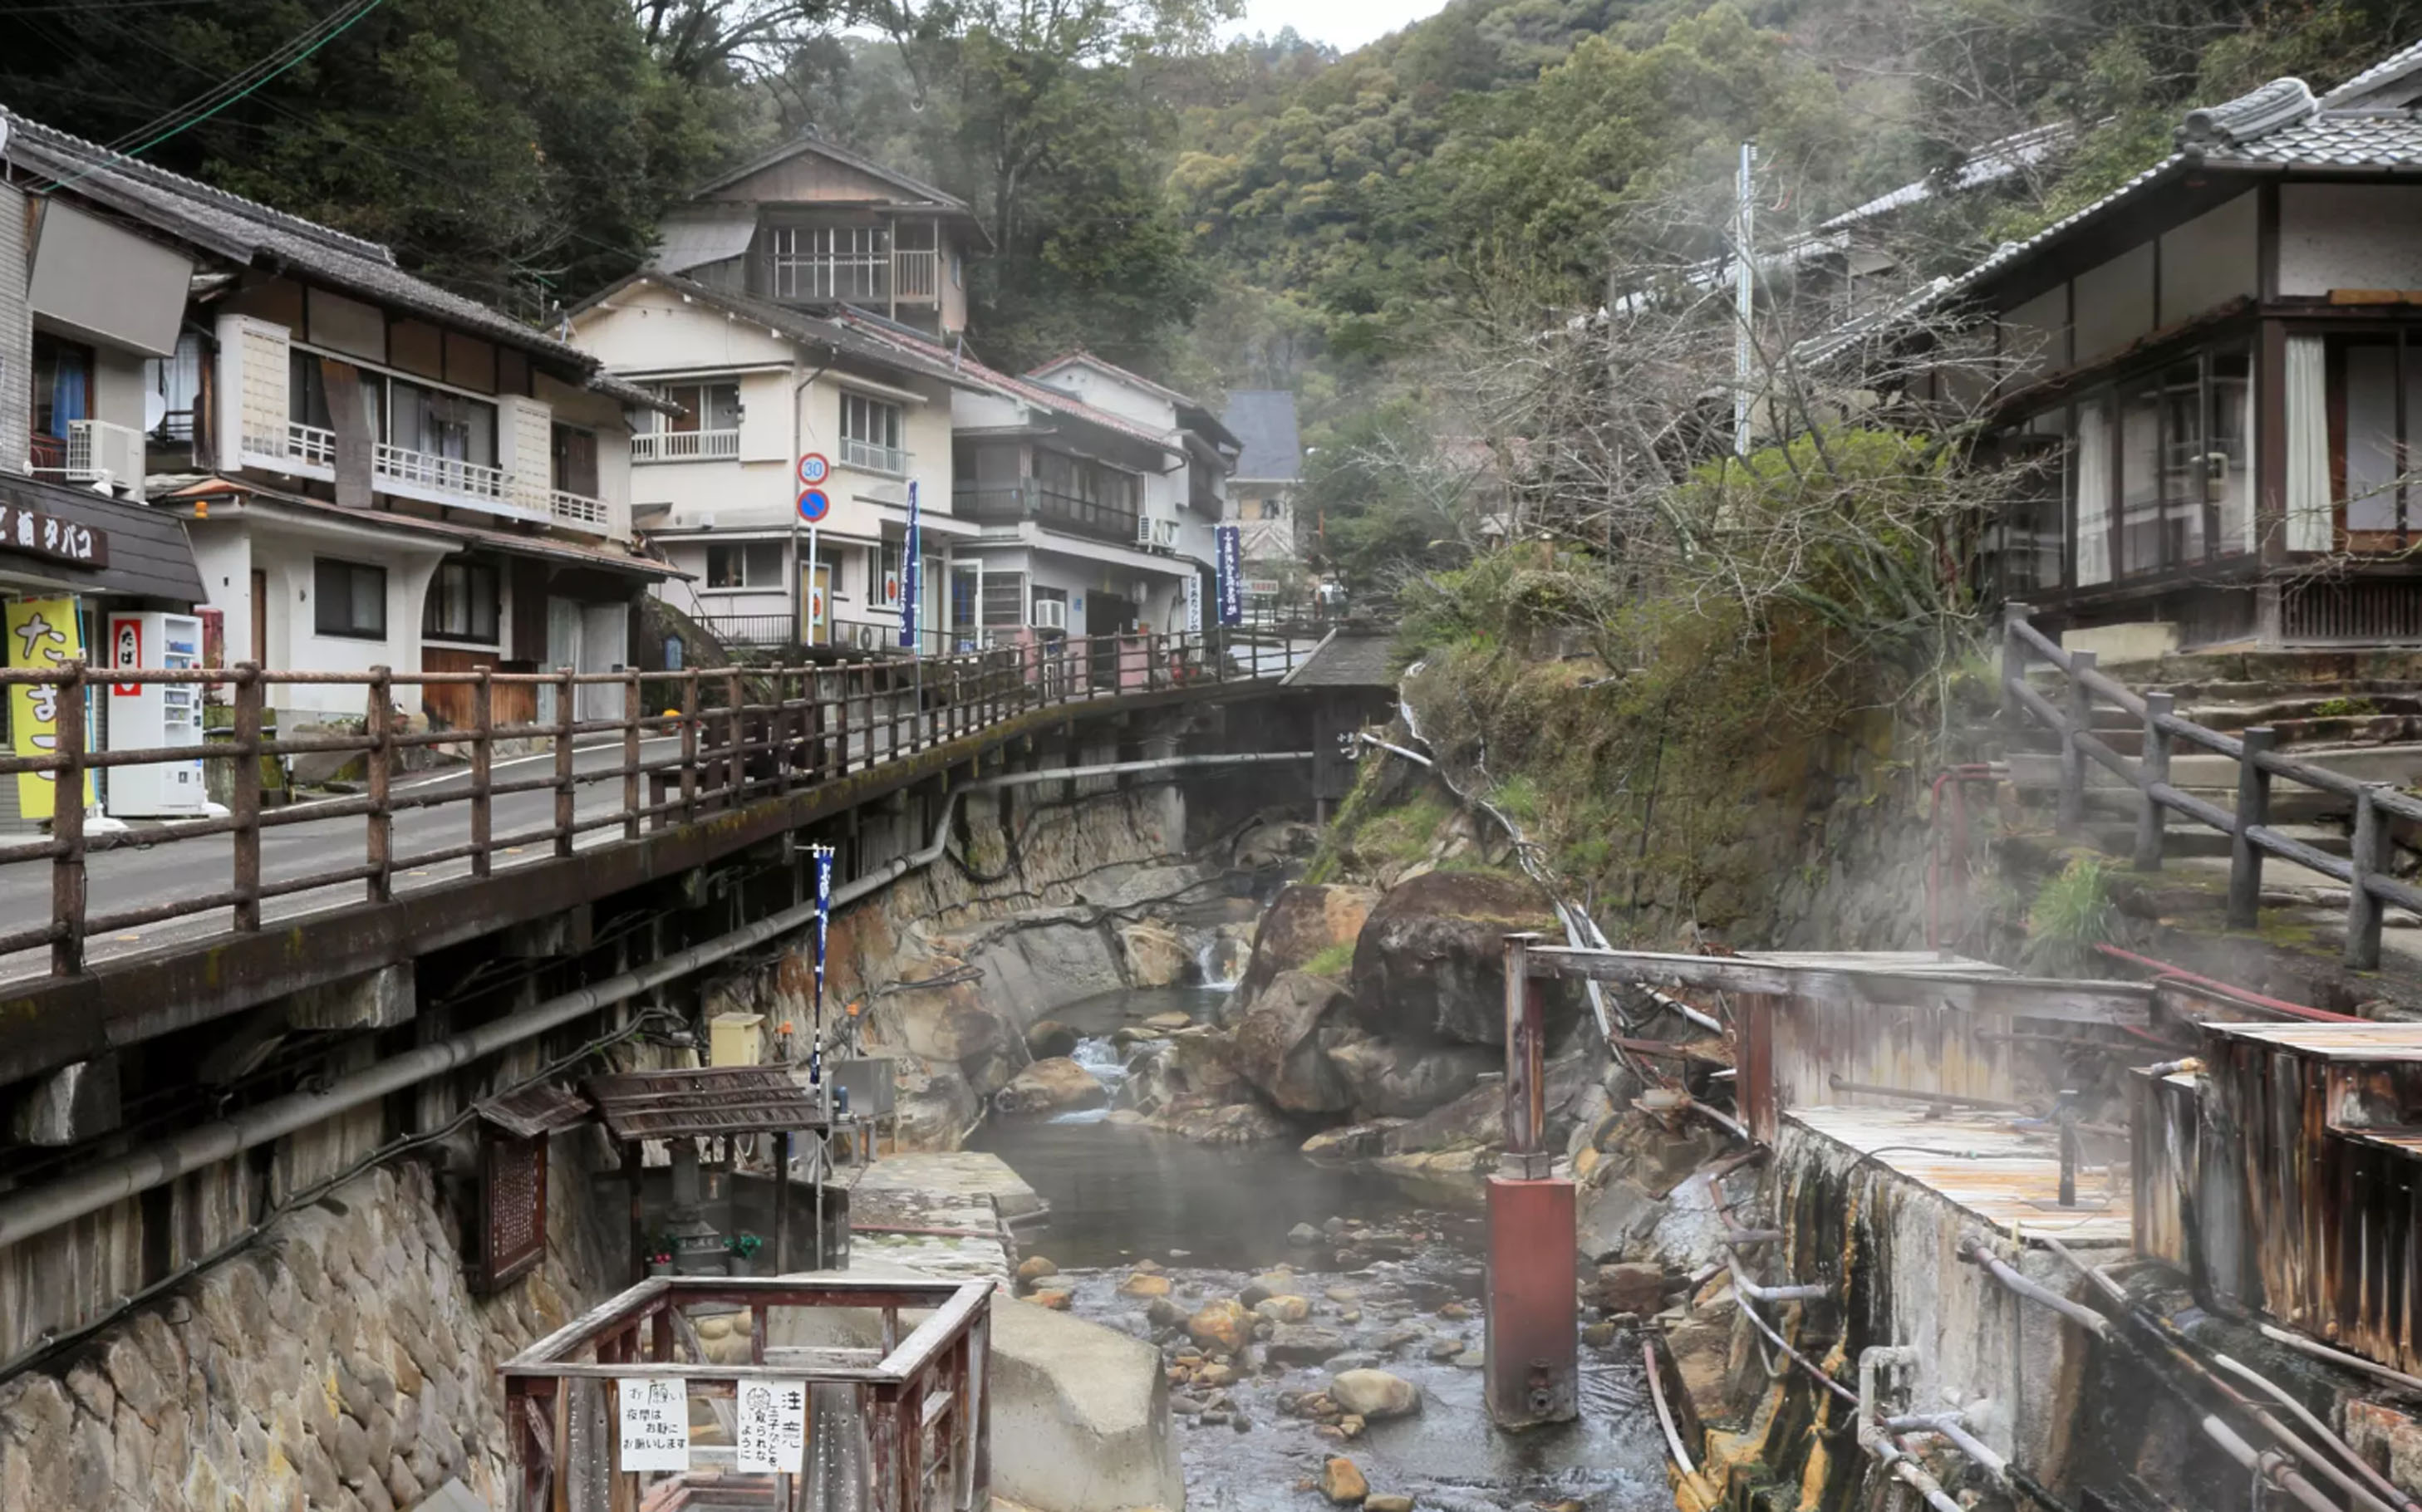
[
  {"x1": 736, "y1": 1377, "x2": 809, "y2": 1474},
  {"x1": 617, "y1": 1377, "x2": 690, "y2": 1471}
]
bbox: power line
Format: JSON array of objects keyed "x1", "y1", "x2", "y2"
[
  {"x1": 40, "y1": 0, "x2": 392, "y2": 193},
  {"x1": 0, "y1": 0, "x2": 219, "y2": 12}
]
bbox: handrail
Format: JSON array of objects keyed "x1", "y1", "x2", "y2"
[
  {"x1": 0, "y1": 629, "x2": 1308, "y2": 979},
  {"x1": 2001, "y1": 601, "x2": 2415, "y2": 970}
]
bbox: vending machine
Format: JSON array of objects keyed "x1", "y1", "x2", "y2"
[{"x1": 105, "y1": 611, "x2": 209, "y2": 817}]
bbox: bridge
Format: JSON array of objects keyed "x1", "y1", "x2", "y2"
[{"x1": 0, "y1": 629, "x2": 1337, "y2": 1098}]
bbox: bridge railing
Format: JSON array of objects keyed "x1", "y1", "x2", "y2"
[{"x1": 0, "y1": 628, "x2": 1300, "y2": 977}]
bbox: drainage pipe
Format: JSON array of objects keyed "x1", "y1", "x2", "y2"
[
  {"x1": 0, "y1": 748, "x2": 1310, "y2": 1253},
  {"x1": 2214, "y1": 1352, "x2": 2420, "y2": 1512},
  {"x1": 1727, "y1": 1253, "x2": 1830, "y2": 1304},
  {"x1": 1353, "y1": 732, "x2": 1433, "y2": 768},
  {"x1": 2090, "y1": 943, "x2": 2359, "y2": 1023},
  {"x1": 2257, "y1": 1322, "x2": 2422, "y2": 1396},
  {"x1": 2202, "y1": 1415, "x2": 2341, "y2": 1512},
  {"x1": 1957, "y1": 1236, "x2": 2111, "y2": 1339},
  {"x1": 1856, "y1": 1345, "x2": 1965, "y2": 1512},
  {"x1": 1889, "y1": 1412, "x2": 2011, "y2": 1485}
]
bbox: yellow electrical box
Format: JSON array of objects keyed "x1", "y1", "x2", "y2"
[{"x1": 709, "y1": 1011, "x2": 765, "y2": 1068}]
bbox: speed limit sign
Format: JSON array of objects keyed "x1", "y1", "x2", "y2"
[{"x1": 798, "y1": 453, "x2": 830, "y2": 487}]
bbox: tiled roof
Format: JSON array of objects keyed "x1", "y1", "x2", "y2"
[
  {"x1": 689, "y1": 131, "x2": 989, "y2": 246},
  {"x1": 1280, "y1": 626, "x2": 1398, "y2": 688},
  {"x1": 1, "y1": 110, "x2": 597, "y2": 373},
  {"x1": 587, "y1": 273, "x2": 983, "y2": 394},
  {"x1": 1222, "y1": 390, "x2": 1303, "y2": 482},
  {"x1": 2321, "y1": 36, "x2": 2422, "y2": 107},
  {"x1": 824, "y1": 314, "x2": 1184, "y2": 454}
]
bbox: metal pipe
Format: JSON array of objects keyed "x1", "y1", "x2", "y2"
[
  {"x1": 1728, "y1": 1253, "x2": 1830, "y2": 1304},
  {"x1": 2214, "y1": 1352, "x2": 2420, "y2": 1512},
  {"x1": 1642, "y1": 984, "x2": 1727, "y2": 1035},
  {"x1": 1957, "y1": 1236, "x2": 2111, "y2": 1338},
  {"x1": 2091, "y1": 943, "x2": 2359, "y2": 1024},
  {"x1": 1688, "y1": 1097, "x2": 1750, "y2": 1142},
  {"x1": 2257, "y1": 1323, "x2": 2422, "y2": 1395},
  {"x1": 1889, "y1": 1411, "x2": 2012, "y2": 1485},
  {"x1": 2202, "y1": 1414, "x2": 2341, "y2": 1512},
  {"x1": 1857, "y1": 1346, "x2": 1964, "y2": 1512},
  {"x1": 1644, "y1": 1339, "x2": 1697, "y2": 1476},
  {"x1": 1353, "y1": 732, "x2": 1433, "y2": 768},
  {"x1": 0, "y1": 748, "x2": 1299, "y2": 1252}
]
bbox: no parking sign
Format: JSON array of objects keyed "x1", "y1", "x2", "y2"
[{"x1": 797, "y1": 488, "x2": 829, "y2": 523}]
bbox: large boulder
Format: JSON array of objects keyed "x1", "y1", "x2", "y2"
[
  {"x1": 1349, "y1": 871, "x2": 1573, "y2": 1046},
  {"x1": 1232, "y1": 971, "x2": 1353, "y2": 1113},
  {"x1": 1120, "y1": 1030, "x2": 1250, "y2": 1115},
  {"x1": 1327, "y1": 1031, "x2": 1499, "y2": 1118},
  {"x1": 994, "y1": 1058, "x2": 1108, "y2": 1117},
  {"x1": 1235, "y1": 885, "x2": 1379, "y2": 1008},
  {"x1": 1115, "y1": 920, "x2": 1192, "y2": 987}
]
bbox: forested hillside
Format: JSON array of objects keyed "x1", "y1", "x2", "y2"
[{"x1": 1, "y1": 0, "x2": 2408, "y2": 411}]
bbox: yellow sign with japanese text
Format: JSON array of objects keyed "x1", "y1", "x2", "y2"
[{"x1": 7, "y1": 597, "x2": 93, "y2": 821}]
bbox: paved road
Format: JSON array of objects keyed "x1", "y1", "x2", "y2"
[{"x1": 0, "y1": 642, "x2": 1317, "y2": 988}]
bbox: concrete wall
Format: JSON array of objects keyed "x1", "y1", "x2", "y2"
[{"x1": 2279, "y1": 183, "x2": 2422, "y2": 296}]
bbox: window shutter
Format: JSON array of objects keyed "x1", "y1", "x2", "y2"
[{"x1": 215, "y1": 313, "x2": 290, "y2": 467}]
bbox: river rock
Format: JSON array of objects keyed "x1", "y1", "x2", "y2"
[
  {"x1": 1596, "y1": 1262, "x2": 1667, "y2": 1315},
  {"x1": 1233, "y1": 972, "x2": 1353, "y2": 1112},
  {"x1": 1236, "y1": 884, "x2": 1380, "y2": 1006},
  {"x1": 1319, "y1": 1456, "x2": 1370, "y2": 1504},
  {"x1": 1287, "y1": 1222, "x2": 1322, "y2": 1246},
  {"x1": 1186, "y1": 1299, "x2": 1252, "y2": 1355},
  {"x1": 995, "y1": 1057, "x2": 1108, "y2": 1117},
  {"x1": 1328, "y1": 1032, "x2": 1499, "y2": 1118},
  {"x1": 1265, "y1": 1325, "x2": 1351, "y2": 1365},
  {"x1": 1348, "y1": 871, "x2": 1572, "y2": 1046},
  {"x1": 1234, "y1": 817, "x2": 1319, "y2": 870},
  {"x1": 1162, "y1": 1102, "x2": 1291, "y2": 1143},
  {"x1": 1367, "y1": 1495, "x2": 1414, "y2": 1511},
  {"x1": 1025, "y1": 1020, "x2": 1079, "y2": 1059},
  {"x1": 1119, "y1": 1273, "x2": 1173, "y2": 1298},
  {"x1": 1142, "y1": 1010, "x2": 1195, "y2": 1031},
  {"x1": 1016, "y1": 1256, "x2": 1060, "y2": 1285},
  {"x1": 1254, "y1": 1295, "x2": 1311, "y2": 1323},
  {"x1": 1118, "y1": 920, "x2": 1192, "y2": 987},
  {"x1": 1329, "y1": 1369, "x2": 1421, "y2": 1421}
]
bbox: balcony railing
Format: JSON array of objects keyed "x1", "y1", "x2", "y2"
[
  {"x1": 633, "y1": 428, "x2": 741, "y2": 464},
  {"x1": 952, "y1": 481, "x2": 1140, "y2": 547},
  {"x1": 375, "y1": 441, "x2": 512, "y2": 504},
  {"x1": 286, "y1": 420, "x2": 336, "y2": 466},
  {"x1": 895, "y1": 248, "x2": 939, "y2": 302},
  {"x1": 543, "y1": 488, "x2": 621, "y2": 537},
  {"x1": 840, "y1": 437, "x2": 908, "y2": 476}
]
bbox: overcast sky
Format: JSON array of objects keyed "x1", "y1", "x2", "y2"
[{"x1": 1221, "y1": 0, "x2": 1445, "y2": 53}]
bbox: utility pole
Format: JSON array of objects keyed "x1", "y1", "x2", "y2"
[{"x1": 1734, "y1": 140, "x2": 1756, "y2": 460}]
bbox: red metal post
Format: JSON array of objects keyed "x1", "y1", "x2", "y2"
[{"x1": 1486, "y1": 932, "x2": 1577, "y2": 1429}]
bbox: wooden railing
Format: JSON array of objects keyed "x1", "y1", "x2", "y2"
[
  {"x1": 2000, "y1": 602, "x2": 2422, "y2": 967},
  {"x1": 503, "y1": 1275, "x2": 991, "y2": 1512},
  {"x1": 0, "y1": 630, "x2": 1301, "y2": 978}
]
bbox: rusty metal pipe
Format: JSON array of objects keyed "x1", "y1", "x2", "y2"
[
  {"x1": 1957, "y1": 1237, "x2": 2110, "y2": 1339},
  {"x1": 2213, "y1": 1352, "x2": 2420, "y2": 1512},
  {"x1": 1857, "y1": 1346, "x2": 1964, "y2": 1512},
  {"x1": 1643, "y1": 1339, "x2": 1697, "y2": 1476},
  {"x1": 1687, "y1": 1097, "x2": 1750, "y2": 1142},
  {"x1": 2256, "y1": 1323, "x2": 2422, "y2": 1396},
  {"x1": 2200, "y1": 1415, "x2": 2343, "y2": 1512},
  {"x1": 1889, "y1": 1412, "x2": 2011, "y2": 1485},
  {"x1": 1727, "y1": 1253, "x2": 1829, "y2": 1304}
]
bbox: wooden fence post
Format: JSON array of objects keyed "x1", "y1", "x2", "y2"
[
  {"x1": 366, "y1": 665, "x2": 393, "y2": 903},
  {"x1": 231, "y1": 664, "x2": 263, "y2": 930},
  {"x1": 2229, "y1": 725, "x2": 2277, "y2": 930},
  {"x1": 554, "y1": 665, "x2": 577, "y2": 858},
  {"x1": 622, "y1": 668, "x2": 643, "y2": 840},
  {"x1": 2058, "y1": 648, "x2": 2095, "y2": 834},
  {"x1": 470, "y1": 670, "x2": 494, "y2": 877},
  {"x1": 51, "y1": 661, "x2": 86, "y2": 976},
  {"x1": 679, "y1": 672, "x2": 699, "y2": 822},
  {"x1": 2001, "y1": 601, "x2": 2033, "y2": 725},
  {"x1": 2134, "y1": 690, "x2": 2173, "y2": 871},
  {"x1": 2348, "y1": 783, "x2": 2389, "y2": 970}
]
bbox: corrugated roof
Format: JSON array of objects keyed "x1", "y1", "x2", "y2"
[
  {"x1": 475, "y1": 1082, "x2": 593, "y2": 1138},
  {"x1": 650, "y1": 210, "x2": 759, "y2": 275},
  {"x1": 1280, "y1": 626, "x2": 1398, "y2": 687},
  {"x1": 1223, "y1": 390, "x2": 1303, "y2": 483},
  {"x1": 2203, "y1": 1020, "x2": 2422, "y2": 1061},
  {"x1": 0, "y1": 472, "x2": 204, "y2": 603},
  {"x1": 585, "y1": 1066, "x2": 821, "y2": 1141},
  {"x1": 2, "y1": 110, "x2": 597, "y2": 374}
]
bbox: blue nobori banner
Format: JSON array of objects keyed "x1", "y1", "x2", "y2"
[
  {"x1": 1215, "y1": 524, "x2": 1243, "y2": 627},
  {"x1": 898, "y1": 480, "x2": 921, "y2": 649}
]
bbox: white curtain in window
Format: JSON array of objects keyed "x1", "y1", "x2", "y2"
[
  {"x1": 2076, "y1": 403, "x2": 2113, "y2": 586},
  {"x1": 2286, "y1": 335, "x2": 2332, "y2": 552},
  {"x1": 2226, "y1": 372, "x2": 2256, "y2": 554}
]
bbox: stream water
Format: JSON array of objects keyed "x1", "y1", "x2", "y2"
[{"x1": 972, "y1": 986, "x2": 1669, "y2": 1512}]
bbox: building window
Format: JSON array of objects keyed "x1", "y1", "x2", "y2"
[
  {"x1": 145, "y1": 329, "x2": 204, "y2": 443},
  {"x1": 552, "y1": 424, "x2": 599, "y2": 498},
  {"x1": 867, "y1": 542, "x2": 903, "y2": 606},
  {"x1": 769, "y1": 223, "x2": 889, "y2": 303},
  {"x1": 424, "y1": 559, "x2": 501, "y2": 643},
  {"x1": 649, "y1": 382, "x2": 740, "y2": 435},
  {"x1": 840, "y1": 392, "x2": 906, "y2": 474},
  {"x1": 32, "y1": 331, "x2": 93, "y2": 444},
  {"x1": 2295, "y1": 331, "x2": 2422, "y2": 547},
  {"x1": 980, "y1": 572, "x2": 1028, "y2": 627},
  {"x1": 705, "y1": 541, "x2": 784, "y2": 590},
  {"x1": 386, "y1": 377, "x2": 497, "y2": 465},
  {"x1": 314, "y1": 558, "x2": 388, "y2": 639}
]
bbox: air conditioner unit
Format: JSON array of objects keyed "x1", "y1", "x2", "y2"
[
  {"x1": 1152, "y1": 519, "x2": 1180, "y2": 550},
  {"x1": 1135, "y1": 514, "x2": 1155, "y2": 547},
  {"x1": 1031, "y1": 598, "x2": 1067, "y2": 631},
  {"x1": 852, "y1": 624, "x2": 881, "y2": 650}
]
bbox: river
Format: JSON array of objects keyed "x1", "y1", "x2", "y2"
[{"x1": 973, "y1": 985, "x2": 1670, "y2": 1512}]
